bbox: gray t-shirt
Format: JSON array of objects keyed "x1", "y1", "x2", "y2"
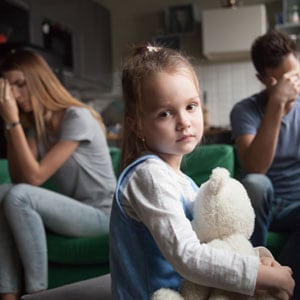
[
  {"x1": 230, "y1": 91, "x2": 300, "y2": 201},
  {"x1": 37, "y1": 106, "x2": 116, "y2": 214}
]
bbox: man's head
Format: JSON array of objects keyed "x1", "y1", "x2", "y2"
[{"x1": 251, "y1": 29, "x2": 297, "y2": 79}]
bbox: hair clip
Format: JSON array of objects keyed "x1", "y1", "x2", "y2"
[
  {"x1": 146, "y1": 46, "x2": 160, "y2": 53},
  {"x1": 133, "y1": 45, "x2": 161, "y2": 56}
]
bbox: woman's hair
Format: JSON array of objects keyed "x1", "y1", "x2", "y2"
[
  {"x1": 251, "y1": 29, "x2": 297, "y2": 77},
  {"x1": 0, "y1": 49, "x2": 105, "y2": 143},
  {"x1": 121, "y1": 45, "x2": 200, "y2": 169}
]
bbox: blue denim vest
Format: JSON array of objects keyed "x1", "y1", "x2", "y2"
[{"x1": 109, "y1": 154, "x2": 196, "y2": 300}]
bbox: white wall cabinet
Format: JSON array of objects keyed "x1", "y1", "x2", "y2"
[{"x1": 202, "y1": 4, "x2": 267, "y2": 61}]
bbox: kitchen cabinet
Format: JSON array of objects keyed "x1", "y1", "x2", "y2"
[
  {"x1": 202, "y1": 4, "x2": 267, "y2": 61},
  {"x1": 276, "y1": 0, "x2": 300, "y2": 50},
  {"x1": 281, "y1": 0, "x2": 300, "y2": 23},
  {"x1": 25, "y1": 0, "x2": 112, "y2": 98}
]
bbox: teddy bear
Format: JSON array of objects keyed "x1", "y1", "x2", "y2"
[{"x1": 152, "y1": 167, "x2": 275, "y2": 300}]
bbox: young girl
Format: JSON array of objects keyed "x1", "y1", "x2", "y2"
[
  {"x1": 109, "y1": 45, "x2": 295, "y2": 300},
  {"x1": 0, "y1": 50, "x2": 116, "y2": 300}
]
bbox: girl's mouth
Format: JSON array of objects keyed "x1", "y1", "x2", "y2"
[{"x1": 176, "y1": 134, "x2": 195, "y2": 142}]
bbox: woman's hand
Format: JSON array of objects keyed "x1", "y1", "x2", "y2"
[{"x1": 0, "y1": 78, "x2": 19, "y2": 123}]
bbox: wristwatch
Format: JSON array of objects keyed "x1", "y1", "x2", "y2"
[{"x1": 5, "y1": 121, "x2": 21, "y2": 130}]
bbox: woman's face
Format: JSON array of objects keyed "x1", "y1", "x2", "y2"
[
  {"x1": 139, "y1": 71, "x2": 203, "y2": 165},
  {"x1": 3, "y1": 70, "x2": 32, "y2": 112}
]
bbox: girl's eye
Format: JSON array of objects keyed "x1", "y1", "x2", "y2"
[
  {"x1": 187, "y1": 103, "x2": 198, "y2": 111},
  {"x1": 158, "y1": 111, "x2": 171, "y2": 118}
]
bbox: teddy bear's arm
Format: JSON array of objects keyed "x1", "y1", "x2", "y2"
[{"x1": 208, "y1": 234, "x2": 257, "y2": 256}]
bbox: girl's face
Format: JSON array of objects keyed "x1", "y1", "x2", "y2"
[
  {"x1": 3, "y1": 70, "x2": 32, "y2": 112},
  {"x1": 140, "y1": 71, "x2": 203, "y2": 166}
]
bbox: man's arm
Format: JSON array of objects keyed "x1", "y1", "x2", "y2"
[
  {"x1": 236, "y1": 70, "x2": 300, "y2": 174},
  {"x1": 236, "y1": 102, "x2": 282, "y2": 174}
]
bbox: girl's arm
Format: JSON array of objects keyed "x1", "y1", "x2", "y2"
[
  {"x1": 123, "y1": 160, "x2": 295, "y2": 298},
  {"x1": 123, "y1": 160, "x2": 259, "y2": 296}
]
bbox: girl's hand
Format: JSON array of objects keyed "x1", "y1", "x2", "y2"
[
  {"x1": 260, "y1": 256, "x2": 281, "y2": 267},
  {"x1": 0, "y1": 78, "x2": 19, "y2": 123},
  {"x1": 256, "y1": 264, "x2": 295, "y2": 300}
]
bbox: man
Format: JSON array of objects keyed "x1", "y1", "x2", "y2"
[{"x1": 230, "y1": 29, "x2": 300, "y2": 300}]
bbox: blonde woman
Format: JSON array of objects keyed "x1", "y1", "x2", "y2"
[{"x1": 0, "y1": 50, "x2": 116, "y2": 300}]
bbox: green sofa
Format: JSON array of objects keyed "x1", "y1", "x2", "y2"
[
  {"x1": 0, "y1": 151, "x2": 118, "y2": 289},
  {"x1": 0, "y1": 144, "x2": 287, "y2": 289}
]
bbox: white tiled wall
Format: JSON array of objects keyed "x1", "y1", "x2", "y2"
[
  {"x1": 107, "y1": 60, "x2": 264, "y2": 128},
  {"x1": 195, "y1": 60, "x2": 264, "y2": 127}
]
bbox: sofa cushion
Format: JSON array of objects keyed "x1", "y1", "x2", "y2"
[
  {"x1": 181, "y1": 144, "x2": 235, "y2": 186},
  {"x1": 0, "y1": 159, "x2": 10, "y2": 183},
  {"x1": 109, "y1": 147, "x2": 121, "y2": 177},
  {"x1": 266, "y1": 232, "x2": 288, "y2": 259},
  {"x1": 47, "y1": 232, "x2": 109, "y2": 264},
  {"x1": 47, "y1": 262, "x2": 110, "y2": 289}
]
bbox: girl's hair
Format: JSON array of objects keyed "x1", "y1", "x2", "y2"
[
  {"x1": 121, "y1": 45, "x2": 200, "y2": 169},
  {"x1": 0, "y1": 49, "x2": 105, "y2": 143}
]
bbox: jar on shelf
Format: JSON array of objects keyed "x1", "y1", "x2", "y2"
[{"x1": 289, "y1": 4, "x2": 299, "y2": 24}]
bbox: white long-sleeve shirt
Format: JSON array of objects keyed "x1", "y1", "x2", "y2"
[{"x1": 120, "y1": 157, "x2": 259, "y2": 296}]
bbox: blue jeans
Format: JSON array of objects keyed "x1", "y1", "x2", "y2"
[
  {"x1": 242, "y1": 174, "x2": 300, "y2": 299},
  {"x1": 0, "y1": 183, "x2": 110, "y2": 294}
]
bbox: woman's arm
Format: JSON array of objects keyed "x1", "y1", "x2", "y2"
[
  {"x1": 5, "y1": 124, "x2": 79, "y2": 185},
  {"x1": 1, "y1": 78, "x2": 80, "y2": 185}
]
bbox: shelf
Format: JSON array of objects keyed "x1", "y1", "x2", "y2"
[
  {"x1": 276, "y1": 22, "x2": 300, "y2": 35},
  {"x1": 276, "y1": 22, "x2": 300, "y2": 31}
]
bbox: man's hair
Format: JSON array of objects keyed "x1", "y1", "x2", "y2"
[{"x1": 251, "y1": 29, "x2": 297, "y2": 77}]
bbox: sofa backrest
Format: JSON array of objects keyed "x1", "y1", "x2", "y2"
[
  {"x1": 0, "y1": 145, "x2": 237, "y2": 188},
  {"x1": 109, "y1": 147, "x2": 121, "y2": 177},
  {"x1": 181, "y1": 144, "x2": 235, "y2": 186}
]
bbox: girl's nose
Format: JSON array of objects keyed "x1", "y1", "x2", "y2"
[{"x1": 176, "y1": 113, "x2": 191, "y2": 130}]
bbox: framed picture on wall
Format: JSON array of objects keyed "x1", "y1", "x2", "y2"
[{"x1": 165, "y1": 4, "x2": 196, "y2": 35}]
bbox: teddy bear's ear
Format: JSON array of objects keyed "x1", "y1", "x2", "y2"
[{"x1": 208, "y1": 167, "x2": 230, "y2": 195}]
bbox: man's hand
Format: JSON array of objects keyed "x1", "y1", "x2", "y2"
[{"x1": 268, "y1": 70, "x2": 300, "y2": 115}]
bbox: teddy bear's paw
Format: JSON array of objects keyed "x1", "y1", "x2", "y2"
[
  {"x1": 151, "y1": 288, "x2": 184, "y2": 300},
  {"x1": 181, "y1": 280, "x2": 211, "y2": 300},
  {"x1": 255, "y1": 290, "x2": 277, "y2": 300},
  {"x1": 210, "y1": 288, "x2": 253, "y2": 300}
]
